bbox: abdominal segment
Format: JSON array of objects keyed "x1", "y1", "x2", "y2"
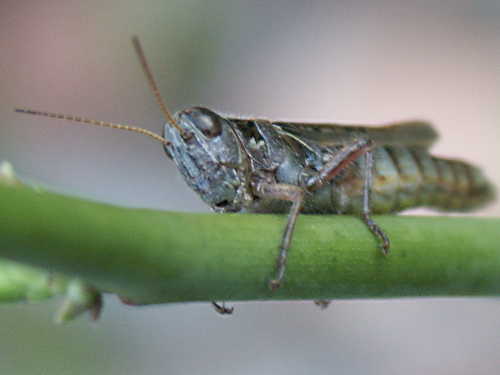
[{"x1": 328, "y1": 146, "x2": 494, "y2": 215}]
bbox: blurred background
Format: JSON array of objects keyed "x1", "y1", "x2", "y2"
[{"x1": 1, "y1": 0, "x2": 499, "y2": 374}]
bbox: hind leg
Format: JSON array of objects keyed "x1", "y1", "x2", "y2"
[
  {"x1": 361, "y1": 150, "x2": 390, "y2": 255},
  {"x1": 307, "y1": 139, "x2": 389, "y2": 253}
]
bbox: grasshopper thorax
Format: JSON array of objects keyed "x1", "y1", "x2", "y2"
[{"x1": 163, "y1": 107, "x2": 248, "y2": 212}]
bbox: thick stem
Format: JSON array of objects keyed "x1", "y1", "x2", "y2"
[{"x1": 0, "y1": 184, "x2": 499, "y2": 305}]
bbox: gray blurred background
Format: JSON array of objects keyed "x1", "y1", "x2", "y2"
[{"x1": 1, "y1": 1, "x2": 500, "y2": 374}]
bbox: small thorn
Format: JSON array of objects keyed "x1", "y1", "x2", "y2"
[{"x1": 54, "y1": 280, "x2": 103, "y2": 323}]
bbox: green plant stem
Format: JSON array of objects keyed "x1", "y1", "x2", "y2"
[
  {"x1": 0, "y1": 184, "x2": 499, "y2": 304},
  {"x1": 0, "y1": 259, "x2": 65, "y2": 302}
]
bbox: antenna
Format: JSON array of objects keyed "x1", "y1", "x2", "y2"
[
  {"x1": 131, "y1": 36, "x2": 185, "y2": 135},
  {"x1": 13, "y1": 35, "x2": 192, "y2": 146},
  {"x1": 14, "y1": 108, "x2": 171, "y2": 146}
]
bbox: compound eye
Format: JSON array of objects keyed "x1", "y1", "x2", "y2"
[{"x1": 191, "y1": 111, "x2": 223, "y2": 138}]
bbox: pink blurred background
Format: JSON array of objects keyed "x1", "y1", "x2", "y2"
[{"x1": 1, "y1": 1, "x2": 499, "y2": 374}]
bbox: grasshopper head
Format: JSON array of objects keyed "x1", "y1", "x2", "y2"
[
  {"x1": 15, "y1": 39, "x2": 251, "y2": 213},
  {"x1": 163, "y1": 107, "x2": 248, "y2": 212}
]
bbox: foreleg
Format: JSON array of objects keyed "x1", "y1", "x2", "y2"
[{"x1": 253, "y1": 182, "x2": 305, "y2": 290}]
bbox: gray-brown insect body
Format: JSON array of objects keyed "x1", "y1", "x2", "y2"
[
  {"x1": 16, "y1": 37, "x2": 495, "y2": 297},
  {"x1": 169, "y1": 107, "x2": 493, "y2": 216}
]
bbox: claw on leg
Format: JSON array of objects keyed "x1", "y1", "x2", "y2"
[
  {"x1": 362, "y1": 213, "x2": 390, "y2": 255},
  {"x1": 314, "y1": 300, "x2": 331, "y2": 310},
  {"x1": 212, "y1": 301, "x2": 234, "y2": 315}
]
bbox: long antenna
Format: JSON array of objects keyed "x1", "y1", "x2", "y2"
[
  {"x1": 14, "y1": 36, "x2": 189, "y2": 146},
  {"x1": 131, "y1": 36, "x2": 185, "y2": 135},
  {"x1": 14, "y1": 108, "x2": 171, "y2": 146}
]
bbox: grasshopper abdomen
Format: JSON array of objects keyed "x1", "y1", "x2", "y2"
[{"x1": 328, "y1": 145, "x2": 494, "y2": 215}]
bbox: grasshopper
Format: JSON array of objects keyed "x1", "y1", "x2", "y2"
[{"x1": 16, "y1": 37, "x2": 495, "y2": 311}]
